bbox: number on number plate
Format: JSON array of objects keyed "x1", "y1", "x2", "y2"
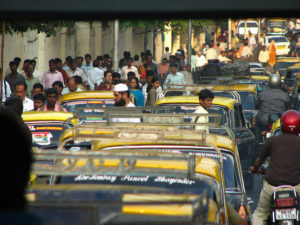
[{"x1": 275, "y1": 208, "x2": 297, "y2": 220}]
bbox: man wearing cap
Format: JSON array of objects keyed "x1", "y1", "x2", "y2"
[
  {"x1": 113, "y1": 83, "x2": 135, "y2": 107},
  {"x1": 112, "y1": 83, "x2": 140, "y2": 123},
  {"x1": 258, "y1": 45, "x2": 269, "y2": 67}
]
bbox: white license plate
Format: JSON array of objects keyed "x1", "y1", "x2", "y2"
[{"x1": 275, "y1": 208, "x2": 297, "y2": 220}]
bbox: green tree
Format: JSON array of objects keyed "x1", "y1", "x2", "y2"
[{"x1": 0, "y1": 20, "x2": 74, "y2": 36}]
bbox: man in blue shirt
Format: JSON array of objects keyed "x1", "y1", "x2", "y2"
[{"x1": 163, "y1": 63, "x2": 186, "y2": 89}]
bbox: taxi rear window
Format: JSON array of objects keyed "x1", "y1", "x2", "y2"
[{"x1": 62, "y1": 99, "x2": 115, "y2": 112}]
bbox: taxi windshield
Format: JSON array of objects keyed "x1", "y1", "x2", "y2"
[
  {"x1": 275, "y1": 61, "x2": 299, "y2": 70},
  {"x1": 165, "y1": 104, "x2": 228, "y2": 126},
  {"x1": 237, "y1": 91, "x2": 256, "y2": 110},
  {"x1": 26, "y1": 122, "x2": 72, "y2": 148},
  {"x1": 62, "y1": 99, "x2": 115, "y2": 113}
]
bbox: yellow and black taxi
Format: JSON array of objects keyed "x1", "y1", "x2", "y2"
[
  {"x1": 274, "y1": 58, "x2": 300, "y2": 77},
  {"x1": 283, "y1": 64, "x2": 300, "y2": 94},
  {"x1": 155, "y1": 96, "x2": 256, "y2": 191},
  {"x1": 27, "y1": 143, "x2": 229, "y2": 224},
  {"x1": 22, "y1": 111, "x2": 76, "y2": 149},
  {"x1": 210, "y1": 84, "x2": 258, "y2": 129}
]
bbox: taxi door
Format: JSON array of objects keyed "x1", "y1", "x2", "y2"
[{"x1": 231, "y1": 103, "x2": 256, "y2": 191}]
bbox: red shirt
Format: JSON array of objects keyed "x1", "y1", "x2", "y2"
[{"x1": 57, "y1": 68, "x2": 69, "y2": 85}]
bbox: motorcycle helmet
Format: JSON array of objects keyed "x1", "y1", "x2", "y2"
[
  {"x1": 269, "y1": 74, "x2": 281, "y2": 89},
  {"x1": 281, "y1": 110, "x2": 300, "y2": 135}
]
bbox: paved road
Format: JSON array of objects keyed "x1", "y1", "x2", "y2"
[{"x1": 246, "y1": 174, "x2": 263, "y2": 213}]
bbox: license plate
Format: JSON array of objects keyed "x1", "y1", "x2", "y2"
[{"x1": 275, "y1": 208, "x2": 297, "y2": 220}]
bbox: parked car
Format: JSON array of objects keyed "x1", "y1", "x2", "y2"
[
  {"x1": 264, "y1": 35, "x2": 290, "y2": 56},
  {"x1": 236, "y1": 20, "x2": 258, "y2": 36}
]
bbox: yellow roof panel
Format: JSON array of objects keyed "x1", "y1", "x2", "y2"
[
  {"x1": 22, "y1": 111, "x2": 74, "y2": 122},
  {"x1": 155, "y1": 96, "x2": 237, "y2": 110},
  {"x1": 61, "y1": 91, "x2": 114, "y2": 103},
  {"x1": 276, "y1": 58, "x2": 300, "y2": 62}
]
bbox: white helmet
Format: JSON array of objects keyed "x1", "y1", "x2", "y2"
[{"x1": 269, "y1": 74, "x2": 281, "y2": 89}]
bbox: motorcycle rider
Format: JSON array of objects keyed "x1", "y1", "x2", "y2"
[
  {"x1": 249, "y1": 110, "x2": 300, "y2": 225},
  {"x1": 255, "y1": 73, "x2": 290, "y2": 142}
]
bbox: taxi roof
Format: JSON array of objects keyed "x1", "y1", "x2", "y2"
[
  {"x1": 93, "y1": 133, "x2": 236, "y2": 155},
  {"x1": 250, "y1": 75, "x2": 270, "y2": 81},
  {"x1": 276, "y1": 58, "x2": 300, "y2": 62},
  {"x1": 61, "y1": 91, "x2": 114, "y2": 103},
  {"x1": 33, "y1": 149, "x2": 222, "y2": 183},
  {"x1": 287, "y1": 65, "x2": 300, "y2": 70},
  {"x1": 155, "y1": 96, "x2": 237, "y2": 110},
  {"x1": 22, "y1": 111, "x2": 74, "y2": 122},
  {"x1": 212, "y1": 84, "x2": 257, "y2": 94}
]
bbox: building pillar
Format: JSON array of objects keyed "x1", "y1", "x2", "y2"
[
  {"x1": 92, "y1": 21, "x2": 102, "y2": 58},
  {"x1": 75, "y1": 22, "x2": 91, "y2": 57}
]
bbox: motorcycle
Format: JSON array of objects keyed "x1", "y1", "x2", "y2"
[
  {"x1": 260, "y1": 164, "x2": 300, "y2": 225},
  {"x1": 268, "y1": 185, "x2": 300, "y2": 225}
]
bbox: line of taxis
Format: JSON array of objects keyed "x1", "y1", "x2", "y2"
[{"x1": 22, "y1": 81, "x2": 266, "y2": 225}]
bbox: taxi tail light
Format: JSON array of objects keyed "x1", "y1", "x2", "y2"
[
  {"x1": 252, "y1": 117, "x2": 256, "y2": 128},
  {"x1": 268, "y1": 123, "x2": 273, "y2": 131},
  {"x1": 276, "y1": 198, "x2": 295, "y2": 208},
  {"x1": 238, "y1": 205, "x2": 247, "y2": 220}
]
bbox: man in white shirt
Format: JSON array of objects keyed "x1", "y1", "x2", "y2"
[
  {"x1": 206, "y1": 43, "x2": 219, "y2": 62},
  {"x1": 87, "y1": 60, "x2": 104, "y2": 90},
  {"x1": 218, "y1": 51, "x2": 232, "y2": 63},
  {"x1": 258, "y1": 45, "x2": 269, "y2": 66},
  {"x1": 240, "y1": 42, "x2": 252, "y2": 58},
  {"x1": 121, "y1": 57, "x2": 139, "y2": 80},
  {"x1": 14, "y1": 81, "x2": 34, "y2": 112},
  {"x1": 193, "y1": 89, "x2": 214, "y2": 134},
  {"x1": 196, "y1": 51, "x2": 208, "y2": 69},
  {"x1": 62, "y1": 77, "x2": 83, "y2": 95},
  {"x1": 66, "y1": 59, "x2": 88, "y2": 87}
]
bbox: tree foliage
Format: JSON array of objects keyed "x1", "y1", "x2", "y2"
[
  {"x1": 120, "y1": 19, "x2": 215, "y2": 34},
  {"x1": 0, "y1": 20, "x2": 74, "y2": 36}
]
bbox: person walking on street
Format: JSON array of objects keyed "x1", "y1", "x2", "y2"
[
  {"x1": 128, "y1": 77, "x2": 144, "y2": 107},
  {"x1": 24, "y1": 64, "x2": 40, "y2": 98},
  {"x1": 5, "y1": 61, "x2": 25, "y2": 92},
  {"x1": 121, "y1": 57, "x2": 139, "y2": 80},
  {"x1": 96, "y1": 70, "x2": 113, "y2": 91},
  {"x1": 163, "y1": 64, "x2": 186, "y2": 89},
  {"x1": 54, "y1": 58, "x2": 69, "y2": 86},
  {"x1": 14, "y1": 81, "x2": 34, "y2": 112},
  {"x1": 258, "y1": 45, "x2": 269, "y2": 67},
  {"x1": 81, "y1": 53, "x2": 93, "y2": 76},
  {"x1": 61, "y1": 77, "x2": 83, "y2": 95},
  {"x1": 41, "y1": 59, "x2": 64, "y2": 90},
  {"x1": 269, "y1": 40, "x2": 277, "y2": 67},
  {"x1": 38, "y1": 88, "x2": 67, "y2": 112},
  {"x1": 66, "y1": 58, "x2": 88, "y2": 88},
  {"x1": 87, "y1": 60, "x2": 104, "y2": 90}
]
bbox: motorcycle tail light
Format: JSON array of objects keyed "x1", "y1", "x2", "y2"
[
  {"x1": 276, "y1": 198, "x2": 294, "y2": 208},
  {"x1": 261, "y1": 131, "x2": 267, "y2": 135},
  {"x1": 238, "y1": 205, "x2": 247, "y2": 219}
]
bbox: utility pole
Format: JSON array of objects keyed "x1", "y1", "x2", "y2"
[
  {"x1": 0, "y1": 21, "x2": 5, "y2": 101},
  {"x1": 187, "y1": 19, "x2": 192, "y2": 64},
  {"x1": 258, "y1": 18, "x2": 261, "y2": 42},
  {"x1": 113, "y1": 19, "x2": 119, "y2": 71},
  {"x1": 244, "y1": 19, "x2": 247, "y2": 39},
  {"x1": 228, "y1": 18, "x2": 232, "y2": 50}
]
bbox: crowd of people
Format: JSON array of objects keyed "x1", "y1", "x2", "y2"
[{"x1": 0, "y1": 29, "x2": 290, "y2": 111}]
